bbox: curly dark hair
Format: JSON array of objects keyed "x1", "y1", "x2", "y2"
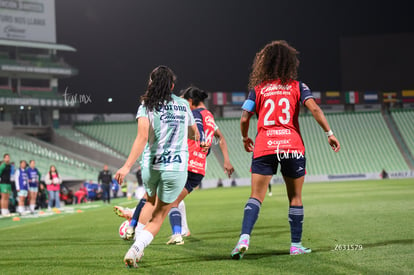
[
  {"x1": 248, "y1": 40, "x2": 299, "y2": 90},
  {"x1": 181, "y1": 86, "x2": 208, "y2": 106},
  {"x1": 141, "y1": 65, "x2": 177, "y2": 111}
]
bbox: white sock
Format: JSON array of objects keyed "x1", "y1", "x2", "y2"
[
  {"x1": 136, "y1": 222, "x2": 145, "y2": 232},
  {"x1": 30, "y1": 204, "x2": 35, "y2": 212},
  {"x1": 1, "y1": 208, "x2": 8, "y2": 215},
  {"x1": 178, "y1": 200, "x2": 189, "y2": 233},
  {"x1": 132, "y1": 230, "x2": 154, "y2": 252},
  {"x1": 18, "y1": 206, "x2": 24, "y2": 213}
]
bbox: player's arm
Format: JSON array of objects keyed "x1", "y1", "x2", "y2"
[
  {"x1": 0, "y1": 162, "x2": 5, "y2": 174},
  {"x1": 14, "y1": 169, "x2": 20, "y2": 192},
  {"x1": 186, "y1": 105, "x2": 205, "y2": 150},
  {"x1": 188, "y1": 123, "x2": 200, "y2": 142},
  {"x1": 240, "y1": 91, "x2": 256, "y2": 152},
  {"x1": 214, "y1": 128, "x2": 235, "y2": 177},
  {"x1": 115, "y1": 117, "x2": 149, "y2": 184},
  {"x1": 304, "y1": 98, "x2": 340, "y2": 152},
  {"x1": 240, "y1": 110, "x2": 254, "y2": 152}
]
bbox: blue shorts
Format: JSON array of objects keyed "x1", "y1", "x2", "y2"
[
  {"x1": 184, "y1": 171, "x2": 204, "y2": 193},
  {"x1": 251, "y1": 154, "x2": 306, "y2": 178}
]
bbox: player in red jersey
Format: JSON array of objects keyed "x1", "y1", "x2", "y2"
[
  {"x1": 166, "y1": 86, "x2": 235, "y2": 245},
  {"x1": 231, "y1": 40, "x2": 340, "y2": 259}
]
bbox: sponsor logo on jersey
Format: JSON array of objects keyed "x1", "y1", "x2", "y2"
[
  {"x1": 267, "y1": 139, "x2": 290, "y2": 146},
  {"x1": 163, "y1": 104, "x2": 187, "y2": 112},
  {"x1": 159, "y1": 113, "x2": 186, "y2": 123},
  {"x1": 193, "y1": 151, "x2": 206, "y2": 159},
  {"x1": 266, "y1": 129, "x2": 291, "y2": 136},
  {"x1": 260, "y1": 83, "x2": 292, "y2": 97},
  {"x1": 189, "y1": 159, "x2": 204, "y2": 168},
  {"x1": 204, "y1": 115, "x2": 216, "y2": 129},
  {"x1": 152, "y1": 151, "x2": 182, "y2": 165}
]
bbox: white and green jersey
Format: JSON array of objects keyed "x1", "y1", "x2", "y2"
[{"x1": 136, "y1": 94, "x2": 195, "y2": 171}]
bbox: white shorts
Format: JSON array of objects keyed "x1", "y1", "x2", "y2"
[{"x1": 18, "y1": 190, "x2": 28, "y2": 197}]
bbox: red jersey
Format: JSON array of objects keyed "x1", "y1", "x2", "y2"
[
  {"x1": 242, "y1": 79, "x2": 314, "y2": 159},
  {"x1": 187, "y1": 108, "x2": 217, "y2": 176}
]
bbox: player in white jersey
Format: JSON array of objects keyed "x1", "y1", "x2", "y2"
[{"x1": 115, "y1": 66, "x2": 202, "y2": 268}]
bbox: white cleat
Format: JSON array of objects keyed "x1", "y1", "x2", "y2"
[
  {"x1": 124, "y1": 245, "x2": 144, "y2": 268},
  {"x1": 166, "y1": 234, "x2": 184, "y2": 245}
]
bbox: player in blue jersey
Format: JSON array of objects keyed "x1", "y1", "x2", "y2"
[
  {"x1": 15, "y1": 160, "x2": 29, "y2": 215},
  {"x1": 27, "y1": 160, "x2": 41, "y2": 214},
  {"x1": 115, "y1": 66, "x2": 202, "y2": 268}
]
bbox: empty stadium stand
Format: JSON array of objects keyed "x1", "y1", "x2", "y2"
[
  {"x1": 215, "y1": 111, "x2": 409, "y2": 176},
  {"x1": 391, "y1": 110, "x2": 414, "y2": 158},
  {"x1": 0, "y1": 136, "x2": 100, "y2": 180},
  {"x1": 54, "y1": 127, "x2": 124, "y2": 159},
  {"x1": 75, "y1": 122, "x2": 136, "y2": 157},
  {"x1": 68, "y1": 110, "x2": 411, "y2": 180}
]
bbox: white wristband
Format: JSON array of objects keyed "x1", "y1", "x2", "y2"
[{"x1": 326, "y1": 130, "x2": 334, "y2": 137}]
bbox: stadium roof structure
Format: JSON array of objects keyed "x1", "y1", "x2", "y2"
[{"x1": 0, "y1": 39, "x2": 76, "y2": 52}]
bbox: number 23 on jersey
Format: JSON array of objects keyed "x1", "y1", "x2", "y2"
[{"x1": 263, "y1": 98, "x2": 291, "y2": 126}]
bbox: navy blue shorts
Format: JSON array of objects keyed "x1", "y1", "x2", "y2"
[
  {"x1": 251, "y1": 154, "x2": 306, "y2": 178},
  {"x1": 184, "y1": 171, "x2": 204, "y2": 193}
]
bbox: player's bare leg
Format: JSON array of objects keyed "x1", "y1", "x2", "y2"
[
  {"x1": 29, "y1": 191, "x2": 37, "y2": 214},
  {"x1": 1, "y1": 193, "x2": 10, "y2": 216}
]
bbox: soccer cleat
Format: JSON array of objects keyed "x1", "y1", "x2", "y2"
[
  {"x1": 124, "y1": 246, "x2": 144, "y2": 268},
  {"x1": 166, "y1": 234, "x2": 184, "y2": 245},
  {"x1": 113, "y1": 206, "x2": 133, "y2": 220},
  {"x1": 290, "y1": 245, "x2": 312, "y2": 255},
  {"x1": 125, "y1": 225, "x2": 135, "y2": 240},
  {"x1": 181, "y1": 229, "x2": 191, "y2": 237},
  {"x1": 231, "y1": 235, "x2": 250, "y2": 260},
  {"x1": 268, "y1": 192, "x2": 273, "y2": 197}
]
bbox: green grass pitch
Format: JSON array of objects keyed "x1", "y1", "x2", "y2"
[{"x1": 0, "y1": 178, "x2": 413, "y2": 274}]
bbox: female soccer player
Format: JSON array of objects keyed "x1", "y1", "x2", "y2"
[
  {"x1": 115, "y1": 66, "x2": 201, "y2": 268},
  {"x1": 27, "y1": 160, "x2": 41, "y2": 213},
  {"x1": 0, "y1": 153, "x2": 12, "y2": 217},
  {"x1": 45, "y1": 165, "x2": 62, "y2": 209},
  {"x1": 166, "y1": 86, "x2": 235, "y2": 245},
  {"x1": 113, "y1": 86, "x2": 235, "y2": 244},
  {"x1": 14, "y1": 160, "x2": 29, "y2": 215},
  {"x1": 231, "y1": 40, "x2": 340, "y2": 259}
]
